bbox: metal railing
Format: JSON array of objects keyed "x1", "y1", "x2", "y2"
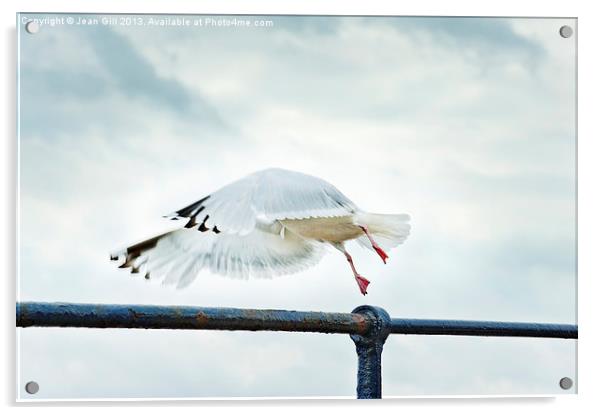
[{"x1": 16, "y1": 301, "x2": 578, "y2": 399}]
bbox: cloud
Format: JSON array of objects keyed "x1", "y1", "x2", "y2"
[
  {"x1": 395, "y1": 17, "x2": 544, "y2": 54},
  {"x1": 272, "y1": 15, "x2": 341, "y2": 35},
  {"x1": 82, "y1": 25, "x2": 225, "y2": 126},
  {"x1": 18, "y1": 22, "x2": 228, "y2": 141}
]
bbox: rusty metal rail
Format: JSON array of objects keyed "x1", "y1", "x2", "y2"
[
  {"x1": 16, "y1": 302, "x2": 368, "y2": 334},
  {"x1": 16, "y1": 301, "x2": 578, "y2": 399}
]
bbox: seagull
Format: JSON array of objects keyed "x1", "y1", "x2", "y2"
[{"x1": 110, "y1": 168, "x2": 410, "y2": 295}]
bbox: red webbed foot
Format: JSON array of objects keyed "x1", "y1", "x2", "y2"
[{"x1": 355, "y1": 275, "x2": 370, "y2": 295}]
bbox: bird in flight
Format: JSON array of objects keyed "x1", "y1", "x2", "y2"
[{"x1": 110, "y1": 168, "x2": 410, "y2": 295}]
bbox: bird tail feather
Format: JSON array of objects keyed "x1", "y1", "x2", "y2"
[{"x1": 354, "y1": 212, "x2": 411, "y2": 251}]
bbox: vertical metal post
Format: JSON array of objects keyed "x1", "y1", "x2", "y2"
[{"x1": 350, "y1": 305, "x2": 391, "y2": 399}]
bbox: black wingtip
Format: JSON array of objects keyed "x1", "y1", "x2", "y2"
[
  {"x1": 174, "y1": 195, "x2": 211, "y2": 218},
  {"x1": 184, "y1": 217, "x2": 197, "y2": 229}
]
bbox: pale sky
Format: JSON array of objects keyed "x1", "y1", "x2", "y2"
[{"x1": 17, "y1": 14, "x2": 576, "y2": 399}]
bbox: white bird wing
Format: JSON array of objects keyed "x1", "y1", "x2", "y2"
[
  {"x1": 166, "y1": 168, "x2": 357, "y2": 235},
  {"x1": 115, "y1": 224, "x2": 326, "y2": 288},
  {"x1": 112, "y1": 168, "x2": 357, "y2": 285}
]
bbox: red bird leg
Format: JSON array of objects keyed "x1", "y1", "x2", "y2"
[
  {"x1": 344, "y1": 251, "x2": 370, "y2": 295},
  {"x1": 359, "y1": 225, "x2": 388, "y2": 264}
]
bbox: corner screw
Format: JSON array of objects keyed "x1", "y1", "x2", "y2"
[
  {"x1": 25, "y1": 381, "x2": 39, "y2": 394},
  {"x1": 559, "y1": 377, "x2": 573, "y2": 390},
  {"x1": 25, "y1": 21, "x2": 40, "y2": 34},
  {"x1": 559, "y1": 25, "x2": 573, "y2": 38}
]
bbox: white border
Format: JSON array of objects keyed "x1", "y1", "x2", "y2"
[{"x1": 4, "y1": 1, "x2": 601, "y2": 414}]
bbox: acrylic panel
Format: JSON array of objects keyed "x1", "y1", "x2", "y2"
[{"x1": 16, "y1": 13, "x2": 577, "y2": 400}]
